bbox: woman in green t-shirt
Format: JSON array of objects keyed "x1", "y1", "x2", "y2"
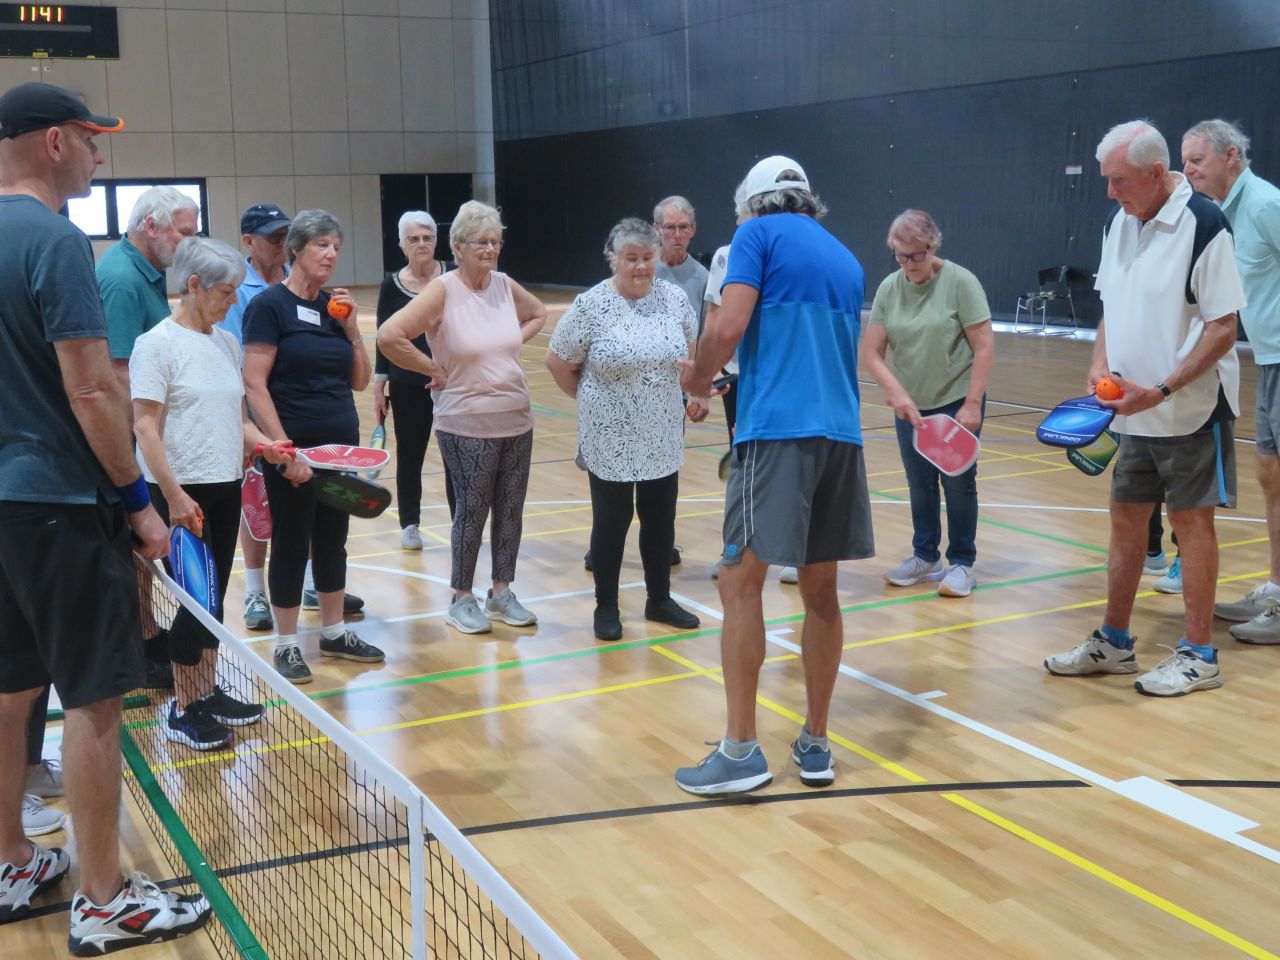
[{"x1": 863, "y1": 209, "x2": 994, "y2": 599}]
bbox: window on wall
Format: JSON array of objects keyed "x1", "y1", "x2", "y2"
[{"x1": 65, "y1": 179, "x2": 209, "y2": 241}]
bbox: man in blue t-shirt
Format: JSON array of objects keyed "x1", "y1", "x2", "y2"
[{"x1": 676, "y1": 156, "x2": 872, "y2": 796}]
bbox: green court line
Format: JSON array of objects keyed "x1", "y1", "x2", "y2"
[
  {"x1": 309, "y1": 559, "x2": 1108, "y2": 703},
  {"x1": 119, "y1": 727, "x2": 269, "y2": 960}
]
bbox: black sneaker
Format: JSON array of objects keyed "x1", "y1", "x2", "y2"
[
  {"x1": 583, "y1": 550, "x2": 593, "y2": 572},
  {"x1": 670, "y1": 546, "x2": 682, "y2": 567},
  {"x1": 142, "y1": 657, "x2": 174, "y2": 691},
  {"x1": 274, "y1": 645, "x2": 312, "y2": 685},
  {"x1": 198, "y1": 686, "x2": 265, "y2": 727},
  {"x1": 319, "y1": 629, "x2": 385, "y2": 663},
  {"x1": 164, "y1": 700, "x2": 232, "y2": 751},
  {"x1": 302, "y1": 589, "x2": 365, "y2": 613},
  {"x1": 645, "y1": 597, "x2": 700, "y2": 630},
  {"x1": 593, "y1": 603, "x2": 622, "y2": 641}
]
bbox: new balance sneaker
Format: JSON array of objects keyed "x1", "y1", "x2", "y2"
[
  {"x1": 1044, "y1": 630, "x2": 1140, "y2": 676},
  {"x1": 302, "y1": 590, "x2": 365, "y2": 613},
  {"x1": 675, "y1": 741, "x2": 772, "y2": 796},
  {"x1": 1214, "y1": 584, "x2": 1280, "y2": 622},
  {"x1": 884, "y1": 555, "x2": 946, "y2": 587},
  {"x1": 1134, "y1": 646, "x2": 1223, "y2": 697},
  {"x1": 1143, "y1": 552, "x2": 1170, "y2": 575},
  {"x1": 25, "y1": 758, "x2": 63, "y2": 799},
  {"x1": 1153, "y1": 557, "x2": 1182, "y2": 595},
  {"x1": 164, "y1": 700, "x2": 232, "y2": 752},
  {"x1": 22, "y1": 794, "x2": 66, "y2": 837},
  {"x1": 791, "y1": 738, "x2": 835, "y2": 787},
  {"x1": 779, "y1": 566, "x2": 799, "y2": 584},
  {"x1": 319, "y1": 629, "x2": 385, "y2": 663},
  {"x1": 0, "y1": 843, "x2": 69, "y2": 923},
  {"x1": 938, "y1": 564, "x2": 976, "y2": 598},
  {"x1": 645, "y1": 597, "x2": 700, "y2": 629},
  {"x1": 273, "y1": 645, "x2": 312, "y2": 685},
  {"x1": 446, "y1": 596, "x2": 492, "y2": 634},
  {"x1": 484, "y1": 588, "x2": 537, "y2": 626},
  {"x1": 68, "y1": 872, "x2": 211, "y2": 956},
  {"x1": 198, "y1": 685, "x2": 265, "y2": 726},
  {"x1": 400, "y1": 524, "x2": 423, "y2": 551},
  {"x1": 243, "y1": 591, "x2": 273, "y2": 631},
  {"x1": 1229, "y1": 604, "x2": 1280, "y2": 645}
]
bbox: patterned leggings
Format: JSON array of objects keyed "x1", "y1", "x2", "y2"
[{"x1": 436, "y1": 430, "x2": 533, "y2": 592}]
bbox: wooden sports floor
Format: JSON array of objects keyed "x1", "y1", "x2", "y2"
[{"x1": 14, "y1": 291, "x2": 1280, "y2": 960}]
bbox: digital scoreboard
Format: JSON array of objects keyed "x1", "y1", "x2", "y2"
[{"x1": 0, "y1": 5, "x2": 119, "y2": 59}]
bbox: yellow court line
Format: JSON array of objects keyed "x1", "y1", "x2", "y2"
[{"x1": 653, "y1": 633, "x2": 1276, "y2": 959}]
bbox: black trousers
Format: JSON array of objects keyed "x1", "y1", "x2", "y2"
[
  {"x1": 263, "y1": 466, "x2": 350, "y2": 607},
  {"x1": 588, "y1": 470, "x2": 679, "y2": 605},
  {"x1": 388, "y1": 380, "x2": 455, "y2": 527},
  {"x1": 26, "y1": 685, "x2": 50, "y2": 765},
  {"x1": 1147, "y1": 499, "x2": 1179, "y2": 554},
  {"x1": 149, "y1": 480, "x2": 241, "y2": 666}
]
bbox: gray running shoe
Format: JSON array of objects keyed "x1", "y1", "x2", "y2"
[
  {"x1": 244, "y1": 591, "x2": 272, "y2": 631},
  {"x1": 273, "y1": 645, "x2": 312, "y2": 685},
  {"x1": 1214, "y1": 584, "x2": 1279, "y2": 622},
  {"x1": 1229, "y1": 604, "x2": 1280, "y2": 644},
  {"x1": 884, "y1": 555, "x2": 946, "y2": 587},
  {"x1": 675, "y1": 741, "x2": 772, "y2": 796},
  {"x1": 447, "y1": 595, "x2": 492, "y2": 634},
  {"x1": 400, "y1": 525, "x2": 423, "y2": 551},
  {"x1": 484, "y1": 589, "x2": 537, "y2": 626}
]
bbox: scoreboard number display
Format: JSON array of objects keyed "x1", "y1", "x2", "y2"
[{"x1": 0, "y1": 5, "x2": 119, "y2": 59}]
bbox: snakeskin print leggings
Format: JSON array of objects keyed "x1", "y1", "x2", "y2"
[{"x1": 436, "y1": 429, "x2": 534, "y2": 592}]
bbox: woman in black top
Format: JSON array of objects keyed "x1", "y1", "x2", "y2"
[
  {"x1": 374, "y1": 210, "x2": 455, "y2": 550},
  {"x1": 243, "y1": 209, "x2": 384, "y2": 684}
]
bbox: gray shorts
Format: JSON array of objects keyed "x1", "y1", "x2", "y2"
[
  {"x1": 1111, "y1": 421, "x2": 1236, "y2": 512},
  {"x1": 722, "y1": 438, "x2": 875, "y2": 567},
  {"x1": 1256, "y1": 363, "x2": 1280, "y2": 455}
]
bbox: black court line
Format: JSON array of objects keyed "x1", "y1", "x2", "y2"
[
  {"x1": 1168, "y1": 779, "x2": 1280, "y2": 789},
  {"x1": 13, "y1": 779, "x2": 1085, "y2": 923}
]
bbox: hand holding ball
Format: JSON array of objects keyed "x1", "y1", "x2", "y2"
[
  {"x1": 327, "y1": 298, "x2": 352, "y2": 321},
  {"x1": 1094, "y1": 376, "x2": 1124, "y2": 402}
]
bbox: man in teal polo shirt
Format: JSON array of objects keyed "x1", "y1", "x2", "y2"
[
  {"x1": 97, "y1": 185, "x2": 199, "y2": 393},
  {"x1": 1182, "y1": 120, "x2": 1280, "y2": 642}
]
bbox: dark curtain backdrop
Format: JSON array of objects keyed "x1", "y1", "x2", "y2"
[{"x1": 491, "y1": 2, "x2": 1280, "y2": 324}]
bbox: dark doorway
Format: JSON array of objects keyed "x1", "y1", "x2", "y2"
[
  {"x1": 427, "y1": 173, "x2": 474, "y2": 258},
  {"x1": 379, "y1": 174, "x2": 427, "y2": 274}
]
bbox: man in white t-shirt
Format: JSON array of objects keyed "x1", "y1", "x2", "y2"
[{"x1": 1044, "y1": 120, "x2": 1246, "y2": 698}]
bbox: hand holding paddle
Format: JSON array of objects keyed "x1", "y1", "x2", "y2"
[{"x1": 167, "y1": 488, "x2": 204, "y2": 537}]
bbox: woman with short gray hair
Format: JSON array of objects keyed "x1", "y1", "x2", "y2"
[
  {"x1": 244, "y1": 208, "x2": 384, "y2": 683},
  {"x1": 546, "y1": 217, "x2": 702, "y2": 641},
  {"x1": 131, "y1": 236, "x2": 291, "y2": 749}
]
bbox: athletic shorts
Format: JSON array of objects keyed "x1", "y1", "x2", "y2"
[
  {"x1": 0, "y1": 497, "x2": 144, "y2": 709},
  {"x1": 1111, "y1": 420, "x2": 1236, "y2": 512},
  {"x1": 721, "y1": 437, "x2": 875, "y2": 567},
  {"x1": 1255, "y1": 363, "x2": 1280, "y2": 455}
]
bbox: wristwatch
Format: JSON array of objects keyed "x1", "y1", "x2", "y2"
[{"x1": 1155, "y1": 381, "x2": 1172, "y2": 400}]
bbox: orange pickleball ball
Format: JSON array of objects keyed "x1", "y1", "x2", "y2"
[
  {"x1": 327, "y1": 298, "x2": 352, "y2": 321},
  {"x1": 1095, "y1": 376, "x2": 1124, "y2": 401}
]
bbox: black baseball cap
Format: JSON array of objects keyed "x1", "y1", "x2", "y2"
[
  {"x1": 0, "y1": 82, "x2": 124, "y2": 141},
  {"x1": 240, "y1": 204, "x2": 291, "y2": 236}
]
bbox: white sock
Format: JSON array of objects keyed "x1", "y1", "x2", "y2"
[
  {"x1": 245, "y1": 568, "x2": 266, "y2": 594},
  {"x1": 320, "y1": 622, "x2": 345, "y2": 641},
  {"x1": 1264, "y1": 581, "x2": 1280, "y2": 597},
  {"x1": 274, "y1": 633, "x2": 297, "y2": 653},
  {"x1": 304, "y1": 561, "x2": 315, "y2": 591}
]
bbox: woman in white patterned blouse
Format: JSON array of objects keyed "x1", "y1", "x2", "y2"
[{"x1": 547, "y1": 218, "x2": 705, "y2": 641}]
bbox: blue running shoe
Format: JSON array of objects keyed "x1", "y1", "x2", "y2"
[
  {"x1": 791, "y1": 738, "x2": 835, "y2": 787},
  {"x1": 674, "y1": 741, "x2": 772, "y2": 796}
]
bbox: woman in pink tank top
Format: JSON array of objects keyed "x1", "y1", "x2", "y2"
[{"x1": 377, "y1": 201, "x2": 547, "y2": 635}]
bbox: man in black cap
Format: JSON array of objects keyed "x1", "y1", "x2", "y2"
[{"x1": 0, "y1": 83, "x2": 212, "y2": 950}]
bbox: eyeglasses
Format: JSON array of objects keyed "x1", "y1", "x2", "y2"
[
  {"x1": 468, "y1": 239, "x2": 503, "y2": 250},
  {"x1": 405, "y1": 235, "x2": 436, "y2": 246},
  {"x1": 892, "y1": 249, "x2": 930, "y2": 264},
  {"x1": 659, "y1": 223, "x2": 693, "y2": 234}
]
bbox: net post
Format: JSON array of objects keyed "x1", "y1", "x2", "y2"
[{"x1": 410, "y1": 793, "x2": 429, "y2": 960}]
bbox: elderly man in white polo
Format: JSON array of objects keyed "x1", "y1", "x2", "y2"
[{"x1": 1044, "y1": 119, "x2": 1245, "y2": 697}]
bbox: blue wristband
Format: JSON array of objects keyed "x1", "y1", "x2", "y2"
[{"x1": 115, "y1": 475, "x2": 151, "y2": 513}]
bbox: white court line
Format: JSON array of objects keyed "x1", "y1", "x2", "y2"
[{"x1": 669, "y1": 591, "x2": 1280, "y2": 867}]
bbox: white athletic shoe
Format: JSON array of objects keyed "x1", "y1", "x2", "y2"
[
  {"x1": 0, "y1": 842, "x2": 69, "y2": 923},
  {"x1": 1044, "y1": 630, "x2": 1139, "y2": 676},
  {"x1": 779, "y1": 566, "x2": 799, "y2": 584},
  {"x1": 884, "y1": 556, "x2": 946, "y2": 587},
  {"x1": 1133, "y1": 646, "x2": 1222, "y2": 697},
  {"x1": 938, "y1": 564, "x2": 976, "y2": 598},
  {"x1": 1214, "y1": 584, "x2": 1280, "y2": 622},
  {"x1": 68, "y1": 872, "x2": 211, "y2": 956},
  {"x1": 22, "y1": 794, "x2": 66, "y2": 837},
  {"x1": 25, "y1": 758, "x2": 63, "y2": 799},
  {"x1": 400, "y1": 524, "x2": 423, "y2": 551},
  {"x1": 1229, "y1": 604, "x2": 1280, "y2": 645}
]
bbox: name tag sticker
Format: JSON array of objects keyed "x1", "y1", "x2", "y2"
[{"x1": 296, "y1": 306, "x2": 321, "y2": 326}]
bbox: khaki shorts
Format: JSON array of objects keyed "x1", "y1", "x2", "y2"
[
  {"x1": 722, "y1": 438, "x2": 875, "y2": 567},
  {"x1": 1111, "y1": 420, "x2": 1236, "y2": 512}
]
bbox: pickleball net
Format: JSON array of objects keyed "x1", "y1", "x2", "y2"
[{"x1": 122, "y1": 556, "x2": 577, "y2": 960}]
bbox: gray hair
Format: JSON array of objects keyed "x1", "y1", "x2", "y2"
[
  {"x1": 173, "y1": 236, "x2": 246, "y2": 292},
  {"x1": 397, "y1": 209, "x2": 437, "y2": 244},
  {"x1": 1184, "y1": 119, "x2": 1251, "y2": 169},
  {"x1": 604, "y1": 217, "x2": 661, "y2": 262},
  {"x1": 449, "y1": 200, "x2": 504, "y2": 254},
  {"x1": 285, "y1": 209, "x2": 343, "y2": 265},
  {"x1": 653, "y1": 195, "x2": 695, "y2": 224},
  {"x1": 887, "y1": 209, "x2": 942, "y2": 251},
  {"x1": 126, "y1": 185, "x2": 199, "y2": 234},
  {"x1": 1095, "y1": 120, "x2": 1169, "y2": 169},
  {"x1": 736, "y1": 185, "x2": 828, "y2": 220}
]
